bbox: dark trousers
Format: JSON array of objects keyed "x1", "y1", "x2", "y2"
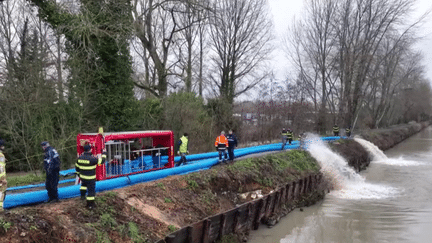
[
  {"x1": 218, "y1": 149, "x2": 227, "y2": 162},
  {"x1": 227, "y1": 147, "x2": 235, "y2": 161},
  {"x1": 46, "y1": 168, "x2": 59, "y2": 200},
  {"x1": 177, "y1": 153, "x2": 187, "y2": 166},
  {"x1": 80, "y1": 179, "x2": 96, "y2": 204},
  {"x1": 281, "y1": 136, "x2": 287, "y2": 149}
]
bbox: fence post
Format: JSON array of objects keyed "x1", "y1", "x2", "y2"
[
  {"x1": 288, "y1": 182, "x2": 295, "y2": 201},
  {"x1": 253, "y1": 199, "x2": 264, "y2": 230},
  {"x1": 202, "y1": 219, "x2": 211, "y2": 243},
  {"x1": 166, "y1": 234, "x2": 176, "y2": 243},
  {"x1": 218, "y1": 213, "x2": 227, "y2": 241},
  {"x1": 187, "y1": 226, "x2": 193, "y2": 243},
  {"x1": 233, "y1": 209, "x2": 240, "y2": 233},
  {"x1": 272, "y1": 190, "x2": 281, "y2": 214},
  {"x1": 284, "y1": 183, "x2": 290, "y2": 202}
]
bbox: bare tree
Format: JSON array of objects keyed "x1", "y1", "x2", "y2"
[
  {"x1": 284, "y1": 0, "x2": 429, "y2": 131},
  {"x1": 335, "y1": 0, "x2": 416, "y2": 128},
  {"x1": 132, "y1": 0, "x2": 208, "y2": 98},
  {"x1": 208, "y1": 0, "x2": 274, "y2": 104},
  {"x1": 285, "y1": 0, "x2": 337, "y2": 133}
]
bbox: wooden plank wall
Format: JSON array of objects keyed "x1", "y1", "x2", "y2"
[{"x1": 157, "y1": 173, "x2": 323, "y2": 243}]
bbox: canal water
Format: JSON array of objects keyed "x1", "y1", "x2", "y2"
[{"x1": 249, "y1": 127, "x2": 432, "y2": 243}]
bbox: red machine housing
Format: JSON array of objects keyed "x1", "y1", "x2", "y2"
[{"x1": 76, "y1": 130, "x2": 174, "y2": 180}]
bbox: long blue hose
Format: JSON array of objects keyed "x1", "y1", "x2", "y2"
[{"x1": 4, "y1": 136, "x2": 342, "y2": 209}]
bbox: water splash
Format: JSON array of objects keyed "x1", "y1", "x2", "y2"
[
  {"x1": 374, "y1": 156, "x2": 424, "y2": 166},
  {"x1": 353, "y1": 136, "x2": 388, "y2": 161},
  {"x1": 306, "y1": 134, "x2": 364, "y2": 190},
  {"x1": 306, "y1": 134, "x2": 398, "y2": 199}
]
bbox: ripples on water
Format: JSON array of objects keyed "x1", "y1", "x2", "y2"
[{"x1": 251, "y1": 131, "x2": 432, "y2": 243}]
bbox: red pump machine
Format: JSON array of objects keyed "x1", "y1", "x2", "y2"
[{"x1": 77, "y1": 130, "x2": 174, "y2": 180}]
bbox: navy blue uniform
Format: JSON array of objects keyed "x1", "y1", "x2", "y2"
[
  {"x1": 43, "y1": 146, "x2": 61, "y2": 202},
  {"x1": 77, "y1": 151, "x2": 99, "y2": 208},
  {"x1": 226, "y1": 133, "x2": 238, "y2": 161}
]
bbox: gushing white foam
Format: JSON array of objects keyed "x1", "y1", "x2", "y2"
[
  {"x1": 307, "y1": 135, "x2": 363, "y2": 190},
  {"x1": 330, "y1": 181, "x2": 399, "y2": 200},
  {"x1": 375, "y1": 156, "x2": 424, "y2": 166},
  {"x1": 354, "y1": 136, "x2": 388, "y2": 161},
  {"x1": 306, "y1": 134, "x2": 398, "y2": 199}
]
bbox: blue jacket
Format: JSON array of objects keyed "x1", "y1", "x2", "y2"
[
  {"x1": 226, "y1": 134, "x2": 238, "y2": 148},
  {"x1": 43, "y1": 146, "x2": 61, "y2": 173}
]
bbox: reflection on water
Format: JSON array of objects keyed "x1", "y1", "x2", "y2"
[{"x1": 248, "y1": 127, "x2": 432, "y2": 243}]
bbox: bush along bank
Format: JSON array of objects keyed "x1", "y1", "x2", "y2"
[{"x1": 358, "y1": 121, "x2": 430, "y2": 151}]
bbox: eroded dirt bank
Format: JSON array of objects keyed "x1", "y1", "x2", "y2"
[{"x1": 0, "y1": 122, "x2": 428, "y2": 243}]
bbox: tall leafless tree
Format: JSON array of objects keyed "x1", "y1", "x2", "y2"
[
  {"x1": 132, "y1": 0, "x2": 208, "y2": 98},
  {"x1": 208, "y1": 0, "x2": 274, "y2": 104},
  {"x1": 285, "y1": 0, "x2": 429, "y2": 131}
]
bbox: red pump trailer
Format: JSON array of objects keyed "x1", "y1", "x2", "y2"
[{"x1": 76, "y1": 130, "x2": 174, "y2": 180}]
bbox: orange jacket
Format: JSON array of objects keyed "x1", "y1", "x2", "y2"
[{"x1": 215, "y1": 135, "x2": 228, "y2": 148}]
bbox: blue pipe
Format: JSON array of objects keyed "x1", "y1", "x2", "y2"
[{"x1": 4, "y1": 136, "x2": 341, "y2": 209}]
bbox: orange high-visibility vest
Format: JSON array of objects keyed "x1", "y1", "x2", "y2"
[{"x1": 215, "y1": 135, "x2": 228, "y2": 147}]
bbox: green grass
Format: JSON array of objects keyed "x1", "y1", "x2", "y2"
[{"x1": 7, "y1": 173, "x2": 45, "y2": 187}]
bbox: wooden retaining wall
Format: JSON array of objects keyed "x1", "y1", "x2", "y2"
[{"x1": 156, "y1": 173, "x2": 323, "y2": 243}]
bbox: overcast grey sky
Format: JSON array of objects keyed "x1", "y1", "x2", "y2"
[{"x1": 267, "y1": 0, "x2": 432, "y2": 84}]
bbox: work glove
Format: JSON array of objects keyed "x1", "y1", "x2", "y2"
[
  {"x1": 177, "y1": 151, "x2": 180, "y2": 155},
  {"x1": 186, "y1": 151, "x2": 189, "y2": 155}
]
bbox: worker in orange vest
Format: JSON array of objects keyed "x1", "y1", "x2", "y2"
[{"x1": 215, "y1": 131, "x2": 228, "y2": 163}]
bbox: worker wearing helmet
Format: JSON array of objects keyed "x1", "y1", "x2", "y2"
[
  {"x1": 215, "y1": 131, "x2": 228, "y2": 163},
  {"x1": 41, "y1": 141, "x2": 61, "y2": 203},
  {"x1": 0, "y1": 139, "x2": 7, "y2": 211},
  {"x1": 77, "y1": 143, "x2": 99, "y2": 209}
]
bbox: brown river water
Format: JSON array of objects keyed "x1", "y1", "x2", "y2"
[{"x1": 249, "y1": 127, "x2": 432, "y2": 243}]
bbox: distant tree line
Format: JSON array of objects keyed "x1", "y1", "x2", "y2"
[{"x1": 284, "y1": 0, "x2": 432, "y2": 133}]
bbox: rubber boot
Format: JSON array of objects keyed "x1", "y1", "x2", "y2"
[{"x1": 86, "y1": 200, "x2": 95, "y2": 209}]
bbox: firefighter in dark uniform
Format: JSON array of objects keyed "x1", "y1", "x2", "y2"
[
  {"x1": 345, "y1": 126, "x2": 351, "y2": 137},
  {"x1": 287, "y1": 128, "x2": 293, "y2": 145},
  {"x1": 226, "y1": 130, "x2": 238, "y2": 162},
  {"x1": 333, "y1": 124, "x2": 340, "y2": 136},
  {"x1": 41, "y1": 141, "x2": 61, "y2": 203},
  {"x1": 281, "y1": 128, "x2": 288, "y2": 150},
  {"x1": 77, "y1": 143, "x2": 99, "y2": 209}
]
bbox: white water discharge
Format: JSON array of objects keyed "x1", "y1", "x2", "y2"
[
  {"x1": 353, "y1": 136, "x2": 388, "y2": 161},
  {"x1": 306, "y1": 135, "x2": 398, "y2": 200},
  {"x1": 354, "y1": 136, "x2": 423, "y2": 166}
]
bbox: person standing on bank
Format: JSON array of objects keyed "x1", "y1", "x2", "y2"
[
  {"x1": 41, "y1": 141, "x2": 61, "y2": 203},
  {"x1": 281, "y1": 127, "x2": 288, "y2": 150},
  {"x1": 333, "y1": 124, "x2": 340, "y2": 136},
  {"x1": 0, "y1": 139, "x2": 7, "y2": 211},
  {"x1": 177, "y1": 133, "x2": 189, "y2": 166},
  {"x1": 345, "y1": 126, "x2": 351, "y2": 137},
  {"x1": 226, "y1": 130, "x2": 238, "y2": 162},
  {"x1": 77, "y1": 143, "x2": 99, "y2": 209},
  {"x1": 215, "y1": 131, "x2": 228, "y2": 163},
  {"x1": 287, "y1": 128, "x2": 294, "y2": 145}
]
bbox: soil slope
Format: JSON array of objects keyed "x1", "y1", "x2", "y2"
[{"x1": 0, "y1": 150, "x2": 320, "y2": 242}]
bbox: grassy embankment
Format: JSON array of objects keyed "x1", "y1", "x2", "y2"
[{"x1": 0, "y1": 150, "x2": 320, "y2": 242}]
